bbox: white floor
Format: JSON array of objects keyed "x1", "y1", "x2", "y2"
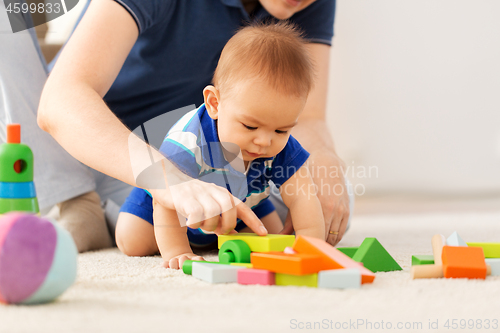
[{"x1": 1, "y1": 199, "x2": 499, "y2": 333}]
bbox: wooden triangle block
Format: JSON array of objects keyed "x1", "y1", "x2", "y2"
[
  {"x1": 292, "y1": 235, "x2": 375, "y2": 284},
  {"x1": 352, "y1": 238, "x2": 402, "y2": 272}
]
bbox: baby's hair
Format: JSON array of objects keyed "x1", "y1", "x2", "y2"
[{"x1": 213, "y1": 21, "x2": 315, "y2": 98}]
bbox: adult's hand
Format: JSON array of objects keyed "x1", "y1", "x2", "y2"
[{"x1": 149, "y1": 177, "x2": 268, "y2": 236}]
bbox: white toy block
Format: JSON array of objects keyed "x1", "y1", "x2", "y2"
[
  {"x1": 192, "y1": 262, "x2": 243, "y2": 283},
  {"x1": 318, "y1": 268, "x2": 361, "y2": 289},
  {"x1": 446, "y1": 232, "x2": 468, "y2": 247},
  {"x1": 485, "y1": 259, "x2": 500, "y2": 276},
  {"x1": 283, "y1": 247, "x2": 296, "y2": 254}
]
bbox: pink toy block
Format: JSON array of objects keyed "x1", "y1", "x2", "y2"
[
  {"x1": 237, "y1": 269, "x2": 275, "y2": 286},
  {"x1": 284, "y1": 247, "x2": 296, "y2": 254}
]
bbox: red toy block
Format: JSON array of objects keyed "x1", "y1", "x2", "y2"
[
  {"x1": 292, "y1": 235, "x2": 375, "y2": 284},
  {"x1": 237, "y1": 269, "x2": 275, "y2": 285},
  {"x1": 442, "y1": 245, "x2": 487, "y2": 279},
  {"x1": 251, "y1": 252, "x2": 323, "y2": 275}
]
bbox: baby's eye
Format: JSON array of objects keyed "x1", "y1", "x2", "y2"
[
  {"x1": 243, "y1": 124, "x2": 257, "y2": 130},
  {"x1": 275, "y1": 130, "x2": 288, "y2": 134}
]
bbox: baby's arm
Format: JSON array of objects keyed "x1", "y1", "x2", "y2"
[
  {"x1": 279, "y1": 165, "x2": 325, "y2": 240},
  {"x1": 152, "y1": 200, "x2": 204, "y2": 269}
]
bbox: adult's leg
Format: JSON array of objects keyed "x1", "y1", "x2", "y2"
[{"x1": 0, "y1": 5, "x2": 111, "y2": 251}]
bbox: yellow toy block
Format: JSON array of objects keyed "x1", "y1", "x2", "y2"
[
  {"x1": 466, "y1": 243, "x2": 500, "y2": 258},
  {"x1": 218, "y1": 233, "x2": 295, "y2": 252},
  {"x1": 275, "y1": 273, "x2": 318, "y2": 288},
  {"x1": 230, "y1": 263, "x2": 253, "y2": 268}
]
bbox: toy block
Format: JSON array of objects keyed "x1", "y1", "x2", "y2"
[
  {"x1": 485, "y1": 259, "x2": 500, "y2": 276},
  {"x1": 446, "y1": 232, "x2": 467, "y2": 247},
  {"x1": 431, "y1": 234, "x2": 446, "y2": 265},
  {"x1": 230, "y1": 263, "x2": 253, "y2": 268},
  {"x1": 442, "y1": 245, "x2": 487, "y2": 279},
  {"x1": 275, "y1": 273, "x2": 317, "y2": 287},
  {"x1": 411, "y1": 255, "x2": 435, "y2": 266},
  {"x1": 318, "y1": 268, "x2": 361, "y2": 289},
  {"x1": 182, "y1": 260, "x2": 226, "y2": 275},
  {"x1": 218, "y1": 233, "x2": 295, "y2": 252},
  {"x1": 410, "y1": 265, "x2": 444, "y2": 279},
  {"x1": 0, "y1": 198, "x2": 39, "y2": 214},
  {"x1": 191, "y1": 262, "x2": 244, "y2": 283},
  {"x1": 0, "y1": 182, "x2": 36, "y2": 199},
  {"x1": 411, "y1": 264, "x2": 492, "y2": 279},
  {"x1": 466, "y1": 243, "x2": 500, "y2": 258},
  {"x1": 219, "y1": 240, "x2": 251, "y2": 263},
  {"x1": 351, "y1": 238, "x2": 402, "y2": 272},
  {"x1": 283, "y1": 247, "x2": 296, "y2": 254},
  {"x1": 237, "y1": 269, "x2": 275, "y2": 285},
  {"x1": 292, "y1": 235, "x2": 375, "y2": 284},
  {"x1": 337, "y1": 247, "x2": 358, "y2": 258},
  {"x1": 251, "y1": 252, "x2": 323, "y2": 275}
]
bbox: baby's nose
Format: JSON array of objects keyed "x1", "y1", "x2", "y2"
[{"x1": 254, "y1": 134, "x2": 272, "y2": 147}]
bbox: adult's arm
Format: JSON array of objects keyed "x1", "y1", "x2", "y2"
[
  {"x1": 37, "y1": 0, "x2": 267, "y2": 235},
  {"x1": 283, "y1": 43, "x2": 350, "y2": 246},
  {"x1": 38, "y1": 0, "x2": 141, "y2": 185}
]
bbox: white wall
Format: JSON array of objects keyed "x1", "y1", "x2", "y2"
[{"x1": 328, "y1": 0, "x2": 500, "y2": 195}]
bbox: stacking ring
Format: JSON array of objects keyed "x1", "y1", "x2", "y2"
[{"x1": 329, "y1": 230, "x2": 339, "y2": 235}]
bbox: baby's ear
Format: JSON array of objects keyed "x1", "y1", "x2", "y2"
[{"x1": 203, "y1": 85, "x2": 220, "y2": 120}]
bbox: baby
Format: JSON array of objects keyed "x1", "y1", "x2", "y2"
[{"x1": 116, "y1": 22, "x2": 325, "y2": 269}]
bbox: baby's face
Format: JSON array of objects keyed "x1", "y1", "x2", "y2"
[{"x1": 213, "y1": 79, "x2": 307, "y2": 165}]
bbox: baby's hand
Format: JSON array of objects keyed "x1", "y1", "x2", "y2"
[{"x1": 162, "y1": 253, "x2": 205, "y2": 270}]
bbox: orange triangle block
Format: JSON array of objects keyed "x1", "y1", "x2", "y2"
[
  {"x1": 251, "y1": 252, "x2": 323, "y2": 275},
  {"x1": 292, "y1": 235, "x2": 376, "y2": 284}
]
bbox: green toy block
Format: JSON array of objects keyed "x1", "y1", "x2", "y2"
[
  {"x1": 0, "y1": 197, "x2": 39, "y2": 214},
  {"x1": 0, "y1": 144, "x2": 34, "y2": 183},
  {"x1": 219, "y1": 240, "x2": 251, "y2": 263},
  {"x1": 411, "y1": 255, "x2": 435, "y2": 266},
  {"x1": 275, "y1": 273, "x2": 318, "y2": 288},
  {"x1": 352, "y1": 238, "x2": 402, "y2": 272},
  {"x1": 182, "y1": 260, "x2": 226, "y2": 275},
  {"x1": 337, "y1": 247, "x2": 359, "y2": 258},
  {"x1": 467, "y1": 243, "x2": 500, "y2": 258},
  {"x1": 218, "y1": 233, "x2": 295, "y2": 252}
]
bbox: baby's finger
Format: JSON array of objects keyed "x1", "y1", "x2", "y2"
[
  {"x1": 178, "y1": 255, "x2": 192, "y2": 269},
  {"x1": 169, "y1": 257, "x2": 180, "y2": 270}
]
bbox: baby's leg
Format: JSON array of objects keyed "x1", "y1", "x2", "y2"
[{"x1": 115, "y1": 212, "x2": 159, "y2": 256}]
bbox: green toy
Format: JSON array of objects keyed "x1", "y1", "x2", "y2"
[
  {"x1": 0, "y1": 124, "x2": 39, "y2": 214},
  {"x1": 411, "y1": 255, "x2": 435, "y2": 266},
  {"x1": 182, "y1": 260, "x2": 226, "y2": 275},
  {"x1": 352, "y1": 238, "x2": 402, "y2": 272},
  {"x1": 337, "y1": 247, "x2": 359, "y2": 258},
  {"x1": 467, "y1": 243, "x2": 500, "y2": 258},
  {"x1": 219, "y1": 240, "x2": 251, "y2": 264}
]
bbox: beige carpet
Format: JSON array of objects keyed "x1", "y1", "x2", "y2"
[{"x1": 1, "y1": 211, "x2": 499, "y2": 333}]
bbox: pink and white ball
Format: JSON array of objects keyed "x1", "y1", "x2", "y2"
[{"x1": 0, "y1": 213, "x2": 77, "y2": 304}]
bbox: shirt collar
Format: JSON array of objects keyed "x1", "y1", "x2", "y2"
[{"x1": 219, "y1": 0, "x2": 272, "y2": 21}]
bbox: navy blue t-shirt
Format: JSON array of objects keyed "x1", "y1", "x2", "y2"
[{"x1": 65, "y1": 0, "x2": 336, "y2": 131}]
